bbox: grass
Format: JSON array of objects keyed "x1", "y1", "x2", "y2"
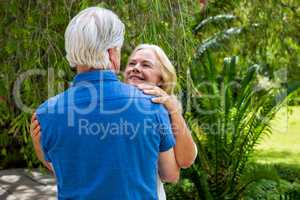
[{"x1": 254, "y1": 106, "x2": 300, "y2": 166}]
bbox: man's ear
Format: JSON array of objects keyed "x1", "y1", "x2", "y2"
[{"x1": 108, "y1": 48, "x2": 120, "y2": 73}]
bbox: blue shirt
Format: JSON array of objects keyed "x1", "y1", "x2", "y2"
[{"x1": 36, "y1": 70, "x2": 175, "y2": 200}]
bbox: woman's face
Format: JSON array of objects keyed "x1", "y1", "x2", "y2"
[{"x1": 124, "y1": 49, "x2": 162, "y2": 86}]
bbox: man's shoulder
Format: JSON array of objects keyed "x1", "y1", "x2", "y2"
[
  {"x1": 36, "y1": 90, "x2": 69, "y2": 115},
  {"x1": 121, "y1": 83, "x2": 169, "y2": 111},
  {"x1": 114, "y1": 82, "x2": 167, "y2": 112},
  {"x1": 118, "y1": 82, "x2": 153, "y2": 100}
]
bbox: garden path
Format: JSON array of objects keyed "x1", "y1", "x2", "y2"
[{"x1": 0, "y1": 169, "x2": 56, "y2": 200}]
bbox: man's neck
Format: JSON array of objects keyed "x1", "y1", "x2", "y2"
[
  {"x1": 76, "y1": 66, "x2": 99, "y2": 74},
  {"x1": 76, "y1": 65, "x2": 117, "y2": 74}
]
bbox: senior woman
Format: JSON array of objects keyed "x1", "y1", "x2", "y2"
[{"x1": 124, "y1": 44, "x2": 197, "y2": 199}]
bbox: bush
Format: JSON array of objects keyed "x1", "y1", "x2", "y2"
[
  {"x1": 165, "y1": 179, "x2": 199, "y2": 200},
  {"x1": 274, "y1": 164, "x2": 300, "y2": 183}
]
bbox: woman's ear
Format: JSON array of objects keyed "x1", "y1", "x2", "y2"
[
  {"x1": 157, "y1": 80, "x2": 164, "y2": 88},
  {"x1": 108, "y1": 48, "x2": 120, "y2": 73}
]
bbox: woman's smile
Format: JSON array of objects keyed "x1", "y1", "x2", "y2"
[
  {"x1": 128, "y1": 74, "x2": 145, "y2": 81},
  {"x1": 124, "y1": 48, "x2": 162, "y2": 86}
]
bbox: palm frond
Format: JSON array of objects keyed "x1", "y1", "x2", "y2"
[
  {"x1": 197, "y1": 27, "x2": 243, "y2": 56},
  {"x1": 193, "y1": 14, "x2": 237, "y2": 33}
]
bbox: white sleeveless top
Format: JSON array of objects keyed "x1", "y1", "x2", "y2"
[{"x1": 157, "y1": 174, "x2": 166, "y2": 200}]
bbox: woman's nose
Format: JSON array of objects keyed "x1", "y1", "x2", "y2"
[{"x1": 132, "y1": 63, "x2": 141, "y2": 72}]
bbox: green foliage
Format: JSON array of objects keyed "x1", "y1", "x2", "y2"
[
  {"x1": 247, "y1": 163, "x2": 300, "y2": 200},
  {"x1": 274, "y1": 164, "x2": 300, "y2": 183},
  {"x1": 240, "y1": 165, "x2": 280, "y2": 195},
  {"x1": 165, "y1": 178, "x2": 199, "y2": 200},
  {"x1": 195, "y1": 0, "x2": 300, "y2": 95},
  {"x1": 182, "y1": 53, "x2": 298, "y2": 199},
  {"x1": 244, "y1": 178, "x2": 300, "y2": 200},
  {"x1": 179, "y1": 2, "x2": 300, "y2": 197},
  {"x1": 244, "y1": 179, "x2": 281, "y2": 200},
  {"x1": 0, "y1": 0, "x2": 76, "y2": 169}
]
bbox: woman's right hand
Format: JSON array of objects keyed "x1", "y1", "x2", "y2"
[{"x1": 137, "y1": 83, "x2": 182, "y2": 115}]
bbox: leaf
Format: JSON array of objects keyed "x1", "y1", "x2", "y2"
[
  {"x1": 197, "y1": 27, "x2": 243, "y2": 56},
  {"x1": 193, "y1": 14, "x2": 237, "y2": 33}
]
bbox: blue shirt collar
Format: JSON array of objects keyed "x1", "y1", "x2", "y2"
[{"x1": 73, "y1": 70, "x2": 119, "y2": 86}]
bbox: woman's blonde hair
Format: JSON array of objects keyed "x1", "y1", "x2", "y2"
[{"x1": 130, "y1": 44, "x2": 177, "y2": 94}]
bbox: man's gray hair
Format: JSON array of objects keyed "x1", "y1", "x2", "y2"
[{"x1": 65, "y1": 7, "x2": 125, "y2": 69}]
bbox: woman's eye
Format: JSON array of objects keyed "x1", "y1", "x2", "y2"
[
  {"x1": 143, "y1": 64, "x2": 151, "y2": 68},
  {"x1": 129, "y1": 62, "x2": 135, "y2": 66}
]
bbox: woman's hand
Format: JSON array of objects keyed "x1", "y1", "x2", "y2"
[
  {"x1": 30, "y1": 113, "x2": 53, "y2": 172},
  {"x1": 30, "y1": 113, "x2": 41, "y2": 138},
  {"x1": 137, "y1": 83, "x2": 182, "y2": 115}
]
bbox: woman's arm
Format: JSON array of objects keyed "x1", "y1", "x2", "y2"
[
  {"x1": 138, "y1": 84, "x2": 198, "y2": 168},
  {"x1": 30, "y1": 113, "x2": 53, "y2": 172},
  {"x1": 158, "y1": 148, "x2": 180, "y2": 183},
  {"x1": 167, "y1": 104, "x2": 197, "y2": 168}
]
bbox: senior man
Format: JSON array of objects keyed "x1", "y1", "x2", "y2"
[{"x1": 30, "y1": 7, "x2": 179, "y2": 200}]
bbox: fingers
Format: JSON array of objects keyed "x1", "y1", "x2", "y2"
[
  {"x1": 30, "y1": 119, "x2": 41, "y2": 137},
  {"x1": 151, "y1": 97, "x2": 162, "y2": 103},
  {"x1": 143, "y1": 89, "x2": 163, "y2": 96},
  {"x1": 138, "y1": 84, "x2": 167, "y2": 97},
  {"x1": 137, "y1": 83, "x2": 156, "y2": 90},
  {"x1": 45, "y1": 162, "x2": 54, "y2": 173},
  {"x1": 152, "y1": 96, "x2": 182, "y2": 114},
  {"x1": 30, "y1": 119, "x2": 39, "y2": 130},
  {"x1": 31, "y1": 124, "x2": 41, "y2": 138},
  {"x1": 151, "y1": 96, "x2": 169, "y2": 104},
  {"x1": 31, "y1": 112, "x2": 36, "y2": 123}
]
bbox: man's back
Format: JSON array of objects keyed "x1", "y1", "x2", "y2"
[{"x1": 36, "y1": 71, "x2": 175, "y2": 199}]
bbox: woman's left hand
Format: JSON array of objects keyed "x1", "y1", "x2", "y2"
[{"x1": 137, "y1": 83, "x2": 181, "y2": 114}]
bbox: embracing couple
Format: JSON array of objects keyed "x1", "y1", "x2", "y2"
[{"x1": 30, "y1": 7, "x2": 197, "y2": 200}]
